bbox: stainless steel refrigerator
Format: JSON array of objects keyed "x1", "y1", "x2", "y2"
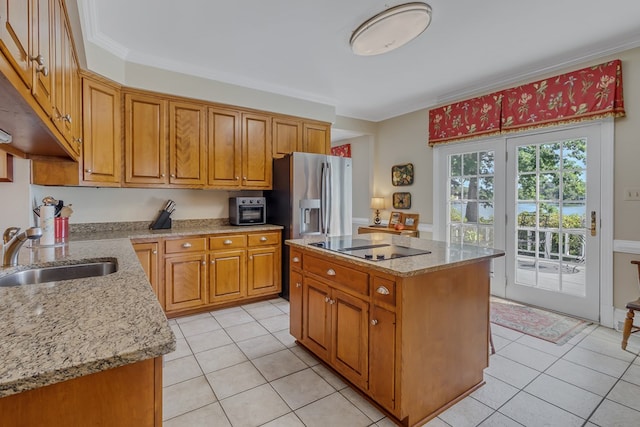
[{"x1": 267, "y1": 152, "x2": 352, "y2": 299}]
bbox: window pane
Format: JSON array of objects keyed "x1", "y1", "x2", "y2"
[
  {"x1": 450, "y1": 155, "x2": 462, "y2": 176},
  {"x1": 517, "y1": 204, "x2": 536, "y2": 227},
  {"x1": 539, "y1": 142, "x2": 561, "y2": 171},
  {"x1": 450, "y1": 178, "x2": 463, "y2": 200},
  {"x1": 463, "y1": 178, "x2": 478, "y2": 199},
  {"x1": 479, "y1": 203, "x2": 494, "y2": 225},
  {"x1": 562, "y1": 171, "x2": 586, "y2": 201},
  {"x1": 463, "y1": 153, "x2": 478, "y2": 175},
  {"x1": 518, "y1": 146, "x2": 536, "y2": 173},
  {"x1": 463, "y1": 202, "x2": 478, "y2": 224},
  {"x1": 450, "y1": 202, "x2": 463, "y2": 222},
  {"x1": 463, "y1": 225, "x2": 477, "y2": 244},
  {"x1": 479, "y1": 177, "x2": 494, "y2": 200},
  {"x1": 562, "y1": 204, "x2": 585, "y2": 228},
  {"x1": 450, "y1": 224, "x2": 462, "y2": 244},
  {"x1": 563, "y1": 139, "x2": 587, "y2": 169},
  {"x1": 479, "y1": 151, "x2": 494, "y2": 175},
  {"x1": 539, "y1": 172, "x2": 560, "y2": 200},
  {"x1": 478, "y1": 226, "x2": 494, "y2": 247},
  {"x1": 517, "y1": 174, "x2": 536, "y2": 200}
]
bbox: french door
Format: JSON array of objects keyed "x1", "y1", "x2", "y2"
[
  {"x1": 505, "y1": 126, "x2": 601, "y2": 321},
  {"x1": 435, "y1": 124, "x2": 603, "y2": 321}
]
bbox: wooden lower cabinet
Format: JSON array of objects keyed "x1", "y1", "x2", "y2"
[
  {"x1": 165, "y1": 253, "x2": 207, "y2": 312},
  {"x1": 0, "y1": 357, "x2": 163, "y2": 427},
  {"x1": 292, "y1": 246, "x2": 491, "y2": 426},
  {"x1": 156, "y1": 230, "x2": 281, "y2": 317},
  {"x1": 133, "y1": 241, "x2": 161, "y2": 306}
]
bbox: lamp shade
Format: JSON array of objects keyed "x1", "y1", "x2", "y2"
[
  {"x1": 350, "y1": 2, "x2": 432, "y2": 56},
  {"x1": 370, "y1": 197, "x2": 385, "y2": 210}
]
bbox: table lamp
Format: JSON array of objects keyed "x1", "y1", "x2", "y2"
[{"x1": 370, "y1": 197, "x2": 385, "y2": 225}]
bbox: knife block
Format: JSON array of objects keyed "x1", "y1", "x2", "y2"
[{"x1": 149, "y1": 210, "x2": 172, "y2": 230}]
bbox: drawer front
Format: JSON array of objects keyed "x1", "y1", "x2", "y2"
[
  {"x1": 209, "y1": 234, "x2": 247, "y2": 250},
  {"x1": 304, "y1": 254, "x2": 368, "y2": 296},
  {"x1": 248, "y1": 232, "x2": 280, "y2": 247},
  {"x1": 165, "y1": 237, "x2": 207, "y2": 254},
  {"x1": 290, "y1": 249, "x2": 303, "y2": 271},
  {"x1": 372, "y1": 276, "x2": 396, "y2": 307}
]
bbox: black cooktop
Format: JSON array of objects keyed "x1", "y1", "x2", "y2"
[{"x1": 309, "y1": 238, "x2": 430, "y2": 261}]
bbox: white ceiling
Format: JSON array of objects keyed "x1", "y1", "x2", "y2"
[{"x1": 80, "y1": 0, "x2": 640, "y2": 122}]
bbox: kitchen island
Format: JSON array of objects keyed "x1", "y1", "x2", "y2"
[
  {"x1": 286, "y1": 234, "x2": 504, "y2": 427},
  {"x1": 0, "y1": 238, "x2": 175, "y2": 426}
]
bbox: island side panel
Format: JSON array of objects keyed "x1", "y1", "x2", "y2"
[{"x1": 399, "y1": 260, "x2": 490, "y2": 424}]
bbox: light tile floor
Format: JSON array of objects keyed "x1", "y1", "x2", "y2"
[{"x1": 163, "y1": 298, "x2": 640, "y2": 426}]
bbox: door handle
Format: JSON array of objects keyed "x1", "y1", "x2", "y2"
[{"x1": 590, "y1": 211, "x2": 597, "y2": 237}]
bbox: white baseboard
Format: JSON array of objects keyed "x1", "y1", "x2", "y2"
[{"x1": 614, "y1": 240, "x2": 640, "y2": 254}]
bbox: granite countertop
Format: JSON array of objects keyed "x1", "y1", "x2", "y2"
[
  {"x1": 0, "y1": 238, "x2": 175, "y2": 398},
  {"x1": 286, "y1": 234, "x2": 505, "y2": 277}
]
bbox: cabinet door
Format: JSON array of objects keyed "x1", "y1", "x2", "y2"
[
  {"x1": 133, "y1": 242, "x2": 160, "y2": 304},
  {"x1": 208, "y1": 107, "x2": 241, "y2": 187},
  {"x1": 0, "y1": 0, "x2": 32, "y2": 87},
  {"x1": 69, "y1": 45, "x2": 81, "y2": 155},
  {"x1": 302, "y1": 123, "x2": 330, "y2": 154},
  {"x1": 302, "y1": 277, "x2": 331, "y2": 360},
  {"x1": 247, "y1": 246, "x2": 280, "y2": 296},
  {"x1": 331, "y1": 288, "x2": 369, "y2": 388},
  {"x1": 125, "y1": 93, "x2": 168, "y2": 185},
  {"x1": 289, "y1": 270, "x2": 303, "y2": 340},
  {"x1": 242, "y1": 112, "x2": 272, "y2": 188},
  {"x1": 164, "y1": 253, "x2": 206, "y2": 312},
  {"x1": 169, "y1": 101, "x2": 206, "y2": 186},
  {"x1": 208, "y1": 250, "x2": 246, "y2": 304},
  {"x1": 82, "y1": 77, "x2": 121, "y2": 185},
  {"x1": 31, "y1": 0, "x2": 52, "y2": 113},
  {"x1": 51, "y1": 0, "x2": 63, "y2": 126},
  {"x1": 369, "y1": 305, "x2": 396, "y2": 411},
  {"x1": 272, "y1": 117, "x2": 301, "y2": 158}
]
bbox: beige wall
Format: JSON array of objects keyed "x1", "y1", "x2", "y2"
[{"x1": 0, "y1": 157, "x2": 33, "y2": 233}]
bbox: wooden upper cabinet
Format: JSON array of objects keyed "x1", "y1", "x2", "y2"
[
  {"x1": 208, "y1": 107, "x2": 241, "y2": 187},
  {"x1": 31, "y1": 0, "x2": 52, "y2": 114},
  {"x1": 302, "y1": 122, "x2": 331, "y2": 154},
  {"x1": 0, "y1": 0, "x2": 32, "y2": 88},
  {"x1": 169, "y1": 101, "x2": 206, "y2": 186},
  {"x1": 124, "y1": 92, "x2": 168, "y2": 185},
  {"x1": 82, "y1": 76, "x2": 121, "y2": 185},
  {"x1": 272, "y1": 117, "x2": 301, "y2": 158},
  {"x1": 242, "y1": 112, "x2": 272, "y2": 188}
]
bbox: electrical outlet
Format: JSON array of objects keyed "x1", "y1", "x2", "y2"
[{"x1": 624, "y1": 188, "x2": 640, "y2": 201}]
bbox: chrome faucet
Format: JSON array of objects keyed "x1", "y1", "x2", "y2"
[{"x1": 2, "y1": 227, "x2": 42, "y2": 267}]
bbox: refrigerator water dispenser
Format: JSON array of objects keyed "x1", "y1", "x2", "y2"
[{"x1": 299, "y1": 199, "x2": 321, "y2": 235}]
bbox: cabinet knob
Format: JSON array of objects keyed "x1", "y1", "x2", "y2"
[
  {"x1": 161, "y1": 173, "x2": 166, "y2": 178},
  {"x1": 171, "y1": 174, "x2": 176, "y2": 178},
  {"x1": 235, "y1": 176, "x2": 240, "y2": 180},
  {"x1": 74, "y1": 137, "x2": 83, "y2": 145},
  {"x1": 292, "y1": 256, "x2": 300, "y2": 263},
  {"x1": 152, "y1": 250, "x2": 157, "y2": 254},
  {"x1": 224, "y1": 239, "x2": 233, "y2": 245},
  {"x1": 30, "y1": 54, "x2": 45, "y2": 66},
  {"x1": 85, "y1": 169, "x2": 92, "y2": 174},
  {"x1": 249, "y1": 255, "x2": 253, "y2": 260},
  {"x1": 325, "y1": 296, "x2": 330, "y2": 303},
  {"x1": 62, "y1": 114, "x2": 72, "y2": 123},
  {"x1": 296, "y1": 282, "x2": 301, "y2": 288},
  {"x1": 211, "y1": 260, "x2": 215, "y2": 264},
  {"x1": 260, "y1": 236, "x2": 267, "y2": 242},
  {"x1": 376, "y1": 286, "x2": 390, "y2": 295},
  {"x1": 326, "y1": 268, "x2": 336, "y2": 276},
  {"x1": 329, "y1": 299, "x2": 335, "y2": 305},
  {"x1": 182, "y1": 242, "x2": 192, "y2": 248},
  {"x1": 371, "y1": 319, "x2": 378, "y2": 326},
  {"x1": 36, "y1": 65, "x2": 48, "y2": 76},
  {"x1": 202, "y1": 261, "x2": 206, "y2": 265},
  {"x1": 243, "y1": 176, "x2": 247, "y2": 180}
]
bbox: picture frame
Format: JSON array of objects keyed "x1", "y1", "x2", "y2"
[
  {"x1": 391, "y1": 163, "x2": 414, "y2": 186},
  {"x1": 392, "y1": 192, "x2": 411, "y2": 209},
  {"x1": 388, "y1": 211, "x2": 403, "y2": 228},
  {"x1": 402, "y1": 213, "x2": 420, "y2": 231}
]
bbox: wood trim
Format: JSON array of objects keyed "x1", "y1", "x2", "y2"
[{"x1": 0, "y1": 149, "x2": 13, "y2": 182}]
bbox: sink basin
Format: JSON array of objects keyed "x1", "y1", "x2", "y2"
[{"x1": 0, "y1": 260, "x2": 118, "y2": 287}]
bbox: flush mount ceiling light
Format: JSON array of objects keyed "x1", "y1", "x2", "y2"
[
  {"x1": 0, "y1": 128, "x2": 12, "y2": 144},
  {"x1": 350, "y1": 2, "x2": 432, "y2": 56}
]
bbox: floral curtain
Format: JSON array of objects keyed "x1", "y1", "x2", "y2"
[
  {"x1": 501, "y1": 60, "x2": 624, "y2": 132},
  {"x1": 428, "y1": 92, "x2": 503, "y2": 145},
  {"x1": 330, "y1": 143, "x2": 351, "y2": 158},
  {"x1": 428, "y1": 59, "x2": 625, "y2": 146}
]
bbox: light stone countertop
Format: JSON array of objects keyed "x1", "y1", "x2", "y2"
[
  {"x1": 286, "y1": 233, "x2": 505, "y2": 277},
  {"x1": 0, "y1": 238, "x2": 173, "y2": 398}
]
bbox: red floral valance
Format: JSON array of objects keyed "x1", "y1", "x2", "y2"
[
  {"x1": 330, "y1": 143, "x2": 351, "y2": 158},
  {"x1": 428, "y1": 59, "x2": 625, "y2": 146},
  {"x1": 502, "y1": 60, "x2": 625, "y2": 132},
  {"x1": 428, "y1": 92, "x2": 502, "y2": 145}
]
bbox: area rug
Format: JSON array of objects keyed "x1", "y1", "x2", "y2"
[{"x1": 490, "y1": 297, "x2": 591, "y2": 345}]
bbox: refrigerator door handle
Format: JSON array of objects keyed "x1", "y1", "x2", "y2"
[
  {"x1": 326, "y1": 162, "x2": 332, "y2": 234},
  {"x1": 320, "y1": 162, "x2": 327, "y2": 234}
]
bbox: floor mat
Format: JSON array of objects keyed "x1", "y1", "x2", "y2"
[{"x1": 490, "y1": 297, "x2": 591, "y2": 345}]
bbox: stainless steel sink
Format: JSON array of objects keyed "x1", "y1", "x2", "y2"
[{"x1": 0, "y1": 260, "x2": 118, "y2": 287}]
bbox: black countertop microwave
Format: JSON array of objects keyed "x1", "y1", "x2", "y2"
[{"x1": 229, "y1": 197, "x2": 266, "y2": 225}]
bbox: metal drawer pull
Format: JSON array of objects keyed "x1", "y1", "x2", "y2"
[
  {"x1": 326, "y1": 269, "x2": 336, "y2": 276},
  {"x1": 329, "y1": 299, "x2": 335, "y2": 305},
  {"x1": 296, "y1": 282, "x2": 301, "y2": 288},
  {"x1": 325, "y1": 296, "x2": 330, "y2": 303},
  {"x1": 260, "y1": 236, "x2": 268, "y2": 242},
  {"x1": 182, "y1": 242, "x2": 192, "y2": 248},
  {"x1": 371, "y1": 319, "x2": 378, "y2": 326},
  {"x1": 376, "y1": 286, "x2": 390, "y2": 295},
  {"x1": 292, "y1": 256, "x2": 300, "y2": 263},
  {"x1": 224, "y1": 239, "x2": 233, "y2": 245}
]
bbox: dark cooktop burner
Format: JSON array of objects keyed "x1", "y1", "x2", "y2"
[{"x1": 309, "y1": 238, "x2": 430, "y2": 261}]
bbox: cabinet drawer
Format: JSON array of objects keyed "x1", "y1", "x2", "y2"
[
  {"x1": 372, "y1": 276, "x2": 396, "y2": 307},
  {"x1": 248, "y1": 232, "x2": 280, "y2": 246},
  {"x1": 165, "y1": 237, "x2": 207, "y2": 254},
  {"x1": 209, "y1": 234, "x2": 247, "y2": 250},
  {"x1": 304, "y1": 254, "x2": 369, "y2": 296},
  {"x1": 290, "y1": 249, "x2": 302, "y2": 270}
]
